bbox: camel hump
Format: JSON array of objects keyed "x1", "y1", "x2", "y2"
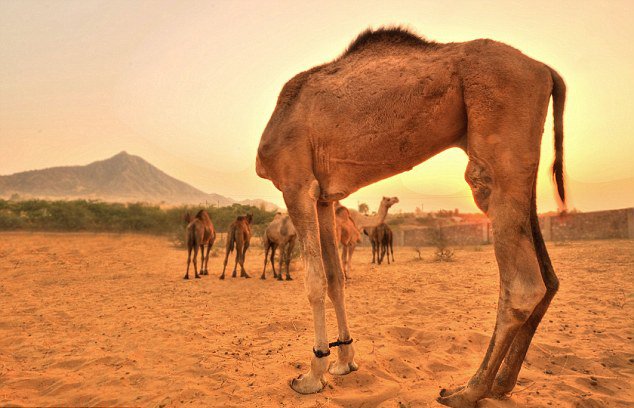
[{"x1": 343, "y1": 26, "x2": 436, "y2": 56}]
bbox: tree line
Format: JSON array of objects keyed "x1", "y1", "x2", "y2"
[{"x1": 0, "y1": 199, "x2": 277, "y2": 236}]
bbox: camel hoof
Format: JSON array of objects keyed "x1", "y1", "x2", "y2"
[
  {"x1": 260, "y1": 275, "x2": 266, "y2": 280},
  {"x1": 439, "y1": 385, "x2": 465, "y2": 398},
  {"x1": 195, "y1": 275, "x2": 201, "y2": 279},
  {"x1": 219, "y1": 275, "x2": 225, "y2": 280},
  {"x1": 436, "y1": 387, "x2": 478, "y2": 408},
  {"x1": 183, "y1": 276, "x2": 189, "y2": 280},
  {"x1": 328, "y1": 360, "x2": 358, "y2": 375},
  {"x1": 243, "y1": 274, "x2": 251, "y2": 279},
  {"x1": 289, "y1": 374, "x2": 326, "y2": 394},
  {"x1": 277, "y1": 277, "x2": 284, "y2": 281},
  {"x1": 286, "y1": 276, "x2": 293, "y2": 281}
]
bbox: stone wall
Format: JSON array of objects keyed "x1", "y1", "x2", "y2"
[{"x1": 379, "y1": 207, "x2": 633, "y2": 247}]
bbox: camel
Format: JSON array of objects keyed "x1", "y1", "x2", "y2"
[
  {"x1": 261, "y1": 213, "x2": 297, "y2": 280},
  {"x1": 255, "y1": 27, "x2": 566, "y2": 408},
  {"x1": 334, "y1": 203, "x2": 361, "y2": 280},
  {"x1": 219, "y1": 213, "x2": 253, "y2": 280},
  {"x1": 183, "y1": 210, "x2": 216, "y2": 280},
  {"x1": 347, "y1": 196, "x2": 399, "y2": 231},
  {"x1": 364, "y1": 223, "x2": 394, "y2": 264}
]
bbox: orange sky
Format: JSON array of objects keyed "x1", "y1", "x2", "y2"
[{"x1": 1, "y1": 0, "x2": 633, "y2": 213}]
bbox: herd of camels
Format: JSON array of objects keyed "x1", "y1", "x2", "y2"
[
  {"x1": 183, "y1": 196, "x2": 398, "y2": 281},
  {"x1": 188, "y1": 27, "x2": 567, "y2": 408}
]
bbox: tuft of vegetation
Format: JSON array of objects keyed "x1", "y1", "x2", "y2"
[
  {"x1": 430, "y1": 226, "x2": 455, "y2": 262},
  {"x1": 0, "y1": 199, "x2": 277, "y2": 239}
]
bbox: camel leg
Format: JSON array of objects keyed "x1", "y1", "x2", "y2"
[
  {"x1": 193, "y1": 245, "x2": 200, "y2": 279},
  {"x1": 240, "y1": 241, "x2": 251, "y2": 278},
  {"x1": 203, "y1": 243, "x2": 212, "y2": 275},
  {"x1": 277, "y1": 243, "x2": 285, "y2": 281},
  {"x1": 261, "y1": 241, "x2": 270, "y2": 279},
  {"x1": 285, "y1": 181, "x2": 329, "y2": 394},
  {"x1": 231, "y1": 243, "x2": 240, "y2": 278},
  {"x1": 272, "y1": 244, "x2": 281, "y2": 280},
  {"x1": 345, "y1": 244, "x2": 355, "y2": 279},
  {"x1": 317, "y1": 202, "x2": 358, "y2": 375},
  {"x1": 438, "y1": 158, "x2": 545, "y2": 408},
  {"x1": 490, "y1": 184, "x2": 559, "y2": 397},
  {"x1": 370, "y1": 240, "x2": 376, "y2": 264},
  {"x1": 285, "y1": 239, "x2": 294, "y2": 280},
  {"x1": 340, "y1": 245, "x2": 349, "y2": 280},
  {"x1": 199, "y1": 244, "x2": 206, "y2": 275},
  {"x1": 183, "y1": 246, "x2": 192, "y2": 280},
  {"x1": 390, "y1": 238, "x2": 395, "y2": 263},
  {"x1": 220, "y1": 241, "x2": 231, "y2": 280}
]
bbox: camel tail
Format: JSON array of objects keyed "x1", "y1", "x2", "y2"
[
  {"x1": 549, "y1": 66, "x2": 566, "y2": 211},
  {"x1": 226, "y1": 225, "x2": 236, "y2": 254}
]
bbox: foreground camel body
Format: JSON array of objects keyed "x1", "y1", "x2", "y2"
[
  {"x1": 256, "y1": 28, "x2": 565, "y2": 407},
  {"x1": 334, "y1": 204, "x2": 360, "y2": 279},
  {"x1": 183, "y1": 210, "x2": 216, "y2": 279},
  {"x1": 261, "y1": 213, "x2": 297, "y2": 280},
  {"x1": 220, "y1": 214, "x2": 253, "y2": 280},
  {"x1": 348, "y1": 196, "x2": 399, "y2": 231}
]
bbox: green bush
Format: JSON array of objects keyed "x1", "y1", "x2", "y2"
[{"x1": 0, "y1": 199, "x2": 276, "y2": 236}]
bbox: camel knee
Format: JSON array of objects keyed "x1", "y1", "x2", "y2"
[
  {"x1": 465, "y1": 158, "x2": 492, "y2": 214},
  {"x1": 505, "y1": 279, "x2": 547, "y2": 322}
]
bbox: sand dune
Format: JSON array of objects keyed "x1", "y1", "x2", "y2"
[{"x1": 0, "y1": 233, "x2": 632, "y2": 407}]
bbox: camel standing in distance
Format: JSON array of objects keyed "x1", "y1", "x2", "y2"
[
  {"x1": 334, "y1": 204, "x2": 360, "y2": 280},
  {"x1": 256, "y1": 27, "x2": 565, "y2": 408},
  {"x1": 183, "y1": 210, "x2": 216, "y2": 279},
  {"x1": 220, "y1": 214, "x2": 253, "y2": 280},
  {"x1": 347, "y1": 196, "x2": 399, "y2": 231},
  {"x1": 261, "y1": 213, "x2": 297, "y2": 280},
  {"x1": 364, "y1": 223, "x2": 394, "y2": 265}
]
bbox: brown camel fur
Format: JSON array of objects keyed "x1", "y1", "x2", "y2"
[
  {"x1": 347, "y1": 196, "x2": 399, "y2": 231},
  {"x1": 219, "y1": 213, "x2": 253, "y2": 280},
  {"x1": 256, "y1": 27, "x2": 565, "y2": 407},
  {"x1": 183, "y1": 210, "x2": 216, "y2": 280},
  {"x1": 364, "y1": 223, "x2": 394, "y2": 264},
  {"x1": 334, "y1": 203, "x2": 361, "y2": 280},
  {"x1": 261, "y1": 213, "x2": 297, "y2": 281}
]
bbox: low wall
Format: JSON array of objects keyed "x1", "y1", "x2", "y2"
[{"x1": 383, "y1": 207, "x2": 633, "y2": 247}]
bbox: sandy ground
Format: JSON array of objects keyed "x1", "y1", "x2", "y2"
[{"x1": 0, "y1": 232, "x2": 632, "y2": 408}]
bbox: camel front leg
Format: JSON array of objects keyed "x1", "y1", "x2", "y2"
[
  {"x1": 261, "y1": 242, "x2": 270, "y2": 279},
  {"x1": 317, "y1": 202, "x2": 358, "y2": 376},
  {"x1": 285, "y1": 181, "x2": 329, "y2": 394}
]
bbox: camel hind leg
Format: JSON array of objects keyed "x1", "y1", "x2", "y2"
[
  {"x1": 240, "y1": 237, "x2": 251, "y2": 278},
  {"x1": 184, "y1": 245, "x2": 193, "y2": 280},
  {"x1": 284, "y1": 179, "x2": 329, "y2": 394},
  {"x1": 438, "y1": 107, "x2": 550, "y2": 407},
  {"x1": 261, "y1": 239, "x2": 271, "y2": 279},
  {"x1": 490, "y1": 183, "x2": 559, "y2": 397},
  {"x1": 202, "y1": 243, "x2": 212, "y2": 275}
]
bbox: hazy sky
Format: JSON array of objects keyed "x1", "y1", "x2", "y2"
[{"x1": 1, "y1": 0, "x2": 633, "y2": 213}]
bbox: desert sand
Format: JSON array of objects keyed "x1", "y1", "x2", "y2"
[{"x1": 0, "y1": 232, "x2": 632, "y2": 407}]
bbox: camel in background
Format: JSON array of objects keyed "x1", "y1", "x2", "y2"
[
  {"x1": 334, "y1": 203, "x2": 360, "y2": 280},
  {"x1": 364, "y1": 223, "x2": 394, "y2": 265},
  {"x1": 256, "y1": 27, "x2": 565, "y2": 407},
  {"x1": 219, "y1": 213, "x2": 253, "y2": 280},
  {"x1": 183, "y1": 210, "x2": 216, "y2": 280},
  {"x1": 348, "y1": 197, "x2": 399, "y2": 231},
  {"x1": 261, "y1": 213, "x2": 297, "y2": 280}
]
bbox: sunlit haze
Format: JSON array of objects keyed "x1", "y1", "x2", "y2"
[{"x1": 1, "y1": 0, "x2": 633, "y2": 213}]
